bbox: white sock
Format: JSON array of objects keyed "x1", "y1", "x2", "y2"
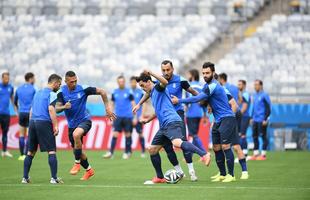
[
  {"x1": 253, "y1": 150, "x2": 259, "y2": 156},
  {"x1": 187, "y1": 163, "x2": 194, "y2": 173},
  {"x1": 261, "y1": 150, "x2": 267, "y2": 156},
  {"x1": 75, "y1": 160, "x2": 81, "y2": 164},
  {"x1": 86, "y1": 165, "x2": 92, "y2": 171},
  {"x1": 243, "y1": 149, "x2": 248, "y2": 155},
  {"x1": 174, "y1": 164, "x2": 184, "y2": 173}
]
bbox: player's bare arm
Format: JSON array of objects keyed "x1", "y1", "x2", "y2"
[
  {"x1": 96, "y1": 88, "x2": 116, "y2": 121},
  {"x1": 133, "y1": 92, "x2": 150, "y2": 114},
  {"x1": 48, "y1": 105, "x2": 59, "y2": 136}
]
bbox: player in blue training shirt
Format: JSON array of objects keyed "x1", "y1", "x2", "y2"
[
  {"x1": 0, "y1": 72, "x2": 14, "y2": 158},
  {"x1": 250, "y1": 79, "x2": 271, "y2": 161},
  {"x1": 218, "y1": 73, "x2": 239, "y2": 102},
  {"x1": 22, "y1": 74, "x2": 63, "y2": 184},
  {"x1": 130, "y1": 76, "x2": 146, "y2": 158},
  {"x1": 56, "y1": 71, "x2": 116, "y2": 181},
  {"x1": 103, "y1": 75, "x2": 136, "y2": 160},
  {"x1": 14, "y1": 72, "x2": 36, "y2": 161},
  {"x1": 172, "y1": 62, "x2": 237, "y2": 183},
  {"x1": 133, "y1": 70, "x2": 211, "y2": 184}
]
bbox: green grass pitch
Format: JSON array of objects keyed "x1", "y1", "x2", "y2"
[{"x1": 0, "y1": 150, "x2": 309, "y2": 200}]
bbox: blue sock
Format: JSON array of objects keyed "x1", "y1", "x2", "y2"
[
  {"x1": 180, "y1": 141, "x2": 206, "y2": 157},
  {"x1": 125, "y1": 136, "x2": 132, "y2": 153},
  {"x1": 150, "y1": 154, "x2": 164, "y2": 179},
  {"x1": 48, "y1": 154, "x2": 58, "y2": 179},
  {"x1": 240, "y1": 137, "x2": 247, "y2": 151},
  {"x1": 110, "y1": 137, "x2": 117, "y2": 154},
  {"x1": 2, "y1": 132, "x2": 7, "y2": 151},
  {"x1": 19, "y1": 136, "x2": 25, "y2": 155},
  {"x1": 24, "y1": 138, "x2": 28, "y2": 155},
  {"x1": 239, "y1": 158, "x2": 247, "y2": 172},
  {"x1": 81, "y1": 158, "x2": 90, "y2": 170},
  {"x1": 182, "y1": 150, "x2": 193, "y2": 163},
  {"x1": 23, "y1": 155, "x2": 33, "y2": 179},
  {"x1": 193, "y1": 136, "x2": 206, "y2": 152},
  {"x1": 74, "y1": 149, "x2": 82, "y2": 161},
  {"x1": 215, "y1": 150, "x2": 226, "y2": 176},
  {"x1": 224, "y1": 149, "x2": 235, "y2": 177},
  {"x1": 164, "y1": 144, "x2": 179, "y2": 166},
  {"x1": 139, "y1": 137, "x2": 145, "y2": 153}
]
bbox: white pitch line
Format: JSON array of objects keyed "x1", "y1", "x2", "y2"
[{"x1": 0, "y1": 184, "x2": 309, "y2": 191}]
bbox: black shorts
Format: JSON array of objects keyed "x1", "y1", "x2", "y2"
[
  {"x1": 0, "y1": 114, "x2": 10, "y2": 134},
  {"x1": 186, "y1": 117, "x2": 201, "y2": 136},
  {"x1": 19, "y1": 112, "x2": 30, "y2": 127},
  {"x1": 68, "y1": 120, "x2": 92, "y2": 148},
  {"x1": 113, "y1": 117, "x2": 133, "y2": 132},
  {"x1": 240, "y1": 116, "x2": 250, "y2": 135},
  {"x1": 151, "y1": 121, "x2": 184, "y2": 146},
  {"x1": 28, "y1": 120, "x2": 56, "y2": 152},
  {"x1": 134, "y1": 122, "x2": 143, "y2": 134},
  {"x1": 212, "y1": 116, "x2": 237, "y2": 145},
  {"x1": 177, "y1": 110, "x2": 187, "y2": 140}
]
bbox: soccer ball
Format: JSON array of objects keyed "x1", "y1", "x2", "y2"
[{"x1": 164, "y1": 169, "x2": 181, "y2": 184}]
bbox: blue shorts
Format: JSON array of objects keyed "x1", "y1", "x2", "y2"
[
  {"x1": 212, "y1": 116, "x2": 236, "y2": 145},
  {"x1": 151, "y1": 121, "x2": 184, "y2": 146},
  {"x1": 240, "y1": 116, "x2": 250, "y2": 135},
  {"x1": 134, "y1": 122, "x2": 143, "y2": 134},
  {"x1": 68, "y1": 120, "x2": 92, "y2": 148},
  {"x1": 28, "y1": 120, "x2": 56, "y2": 152},
  {"x1": 177, "y1": 110, "x2": 187, "y2": 140},
  {"x1": 186, "y1": 117, "x2": 201, "y2": 136},
  {"x1": 18, "y1": 112, "x2": 30, "y2": 127},
  {"x1": 113, "y1": 117, "x2": 133, "y2": 133}
]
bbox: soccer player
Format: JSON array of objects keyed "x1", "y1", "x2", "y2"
[
  {"x1": 237, "y1": 80, "x2": 251, "y2": 158},
  {"x1": 134, "y1": 70, "x2": 211, "y2": 184},
  {"x1": 14, "y1": 72, "x2": 36, "y2": 161},
  {"x1": 250, "y1": 79, "x2": 271, "y2": 160},
  {"x1": 218, "y1": 73, "x2": 239, "y2": 102},
  {"x1": 22, "y1": 74, "x2": 63, "y2": 184},
  {"x1": 130, "y1": 76, "x2": 146, "y2": 158},
  {"x1": 0, "y1": 72, "x2": 14, "y2": 158},
  {"x1": 56, "y1": 71, "x2": 116, "y2": 180},
  {"x1": 103, "y1": 75, "x2": 135, "y2": 159},
  {"x1": 185, "y1": 69, "x2": 206, "y2": 153},
  {"x1": 172, "y1": 62, "x2": 236, "y2": 183}
]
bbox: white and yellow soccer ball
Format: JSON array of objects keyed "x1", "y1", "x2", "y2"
[{"x1": 164, "y1": 169, "x2": 181, "y2": 184}]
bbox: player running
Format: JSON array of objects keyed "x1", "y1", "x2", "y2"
[
  {"x1": 14, "y1": 72, "x2": 36, "y2": 161},
  {"x1": 103, "y1": 75, "x2": 136, "y2": 159},
  {"x1": 134, "y1": 70, "x2": 211, "y2": 184},
  {"x1": 0, "y1": 72, "x2": 14, "y2": 158},
  {"x1": 56, "y1": 71, "x2": 116, "y2": 180},
  {"x1": 172, "y1": 62, "x2": 237, "y2": 183},
  {"x1": 22, "y1": 74, "x2": 63, "y2": 184}
]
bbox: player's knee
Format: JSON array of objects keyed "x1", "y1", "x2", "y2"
[
  {"x1": 148, "y1": 147, "x2": 158, "y2": 155},
  {"x1": 113, "y1": 132, "x2": 118, "y2": 137},
  {"x1": 213, "y1": 144, "x2": 221, "y2": 152},
  {"x1": 73, "y1": 132, "x2": 82, "y2": 141},
  {"x1": 48, "y1": 151, "x2": 56, "y2": 155},
  {"x1": 125, "y1": 132, "x2": 131, "y2": 137},
  {"x1": 171, "y1": 139, "x2": 182, "y2": 148},
  {"x1": 27, "y1": 151, "x2": 36, "y2": 156},
  {"x1": 221, "y1": 143, "x2": 231, "y2": 150}
]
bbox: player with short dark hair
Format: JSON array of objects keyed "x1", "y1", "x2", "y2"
[
  {"x1": 56, "y1": 71, "x2": 116, "y2": 180},
  {"x1": 103, "y1": 75, "x2": 136, "y2": 159},
  {"x1": 250, "y1": 79, "x2": 271, "y2": 161},
  {"x1": 22, "y1": 74, "x2": 63, "y2": 184},
  {"x1": 0, "y1": 72, "x2": 14, "y2": 158},
  {"x1": 134, "y1": 70, "x2": 211, "y2": 184},
  {"x1": 172, "y1": 62, "x2": 237, "y2": 183},
  {"x1": 14, "y1": 72, "x2": 36, "y2": 161}
]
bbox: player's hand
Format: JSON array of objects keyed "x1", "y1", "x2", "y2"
[
  {"x1": 132, "y1": 104, "x2": 141, "y2": 114},
  {"x1": 64, "y1": 101, "x2": 71, "y2": 110},
  {"x1": 106, "y1": 108, "x2": 117, "y2": 121},
  {"x1": 202, "y1": 117, "x2": 208, "y2": 125},
  {"x1": 53, "y1": 126, "x2": 59, "y2": 136},
  {"x1": 171, "y1": 95, "x2": 179, "y2": 104},
  {"x1": 143, "y1": 69, "x2": 151, "y2": 75},
  {"x1": 207, "y1": 105, "x2": 212, "y2": 114},
  {"x1": 262, "y1": 120, "x2": 268, "y2": 126}
]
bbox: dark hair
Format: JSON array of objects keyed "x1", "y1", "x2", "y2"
[
  {"x1": 189, "y1": 69, "x2": 199, "y2": 81},
  {"x1": 65, "y1": 71, "x2": 76, "y2": 77},
  {"x1": 214, "y1": 73, "x2": 218, "y2": 80},
  {"x1": 130, "y1": 76, "x2": 137, "y2": 81},
  {"x1": 117, "y1": 75, "x2": 125, "y2": 80},
  {"x1": 48, "y1": 74, "x2": 62, "y2": 83},
  {"x1": 255, "y1": 79, "x2": 263, "y2": 86},
  {"x1": 2, "y1": 72, "x2": 9, "y2": 78},
  {"x1": 219, "y1": 73, "x2": 227, "y2": 82},
  {"x1": 136, "y1": 72, "x2": 152, "y2": 83},
  {"x1": 239, "y1": 79, "x2": 247, "y2": 85},
  {"x1": 161, "y1": 60, "x2": 173, "y2": 68},
  {"x1": 25, "y1": 72, "x2": 34, "y2": 81},
  {"x1": 202, "y1": 62, "x2": 215, "y2": 72}
]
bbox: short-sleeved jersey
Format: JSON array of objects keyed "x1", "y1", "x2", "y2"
[
  {"x1": 252, "y1": 91, "x2": 271, "y2": 122},
  {"x1": 224, "y1": 82, "x2": 239, "y2": 102},
  {"x1": 186, "y1": 81, "x2": 204, "y2": 118},
  {"x1": 112, "y1": 88, "x2": 134, "y2": 118},
  {"x1": 131, "y1": 88, "x2": 144, "y2": 118},
  {"x1": 57, "y1": 84, "x2": 97, "y2": 128},
  {"x1": 31, "y1": 88, "x2": 57, "y2": 121},
  {"x1": 150, "y1": 84, "x2": 182, "y2": 128},
  {"x1": 0, "y1": 83, "x2": 14, "y2": 115},
  {"x1": 15, "y1": 83, "x2": 36, "y2": 113}
]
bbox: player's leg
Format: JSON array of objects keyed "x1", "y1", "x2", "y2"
[
  {"x1": 211, "y1": 123, "x2": 226, "y2": 182},
  {"x1": 136, "y1": 122, "x2": 146, "y2": 157},
  {"x1": 258, "y1": 123, "x2": 268, "y2": 160},
  {"x1": 162, "y1": 143, "x2": 185, "y2": 177},
  {"x1": 103, "y1": 117, "x2": 122, "y2": 158},
  {"x1": 240, "y1": 116, "x2": 250, "y2": 157},
  {"x1": 1, "y1": 114, "x2": 12, "y2": 157},
  {"x1": 251, "y1": 122, "x2": 260, "y2": 159},
  {"x1": 188, "y1": 117, "x2": 205, "y2": 152},
  {"x1": 18, "y1": 113, "x2": 28, "y2": 160},
  {"x1": 123, "y1": 118, "x2": 133, "y2": 159}
]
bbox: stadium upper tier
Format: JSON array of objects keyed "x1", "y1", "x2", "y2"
[
  {"x1": 216, "y1": 14, "x2": 310, "y2": 99},
  {"x1": 0, "y1": 14, "x2": 230, "y2": 90}
]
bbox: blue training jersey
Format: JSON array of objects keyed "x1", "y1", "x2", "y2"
[
  {"x1": 224, "y1": 82, "x2": 239, "y2": 102},
  {"x1": 57, "y1": 84, "x2": 97, "y2": 128},
  {"x1": 150, "y1": 83, "x2": 182, "y2": 128},
  {"x1": 252, "y1": 91, "x2": 271, "y2": 122},
  {"x1": 14, "y1": 83, "x2": 36, "y2": 113},
  {"x1": 240, "y1": 91, "x2": 251, "y2": 117},
  {"x1": 31, "y1": 88, "x2": 57, "y2": 121},
  {"x1": 131, "y1": 88, "x2": 144, "y2": 118},
  {"x1": 186, "y1": 81, "x2": 204, "y2": 118},
  {"x1": 112, "y1": 88, "x2": 134, "y2": 118},
  {"x1": 0, "y1": 83, "x2": 14, "y2": 115}
]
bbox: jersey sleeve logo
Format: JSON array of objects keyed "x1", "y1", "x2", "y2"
[{"x1": 173, "y1": 83, "x2": 176, "y2": 88}]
